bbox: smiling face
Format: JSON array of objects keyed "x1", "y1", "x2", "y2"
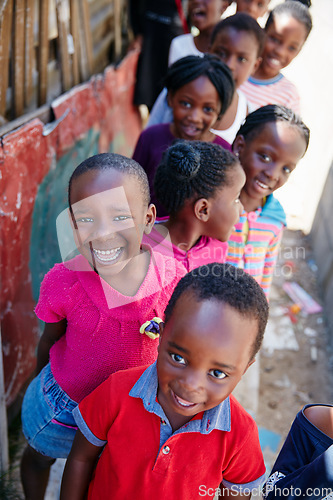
[
  {"x1": 69, "y1": 168, "x2": 155, "y2": 283},
  {"x1": 256, "y1": 13, "x2": 308, "y2": 79},
  {"x1": 189, "y1": 0, "x2": 226, "y2": 32},
  {"x1": 233, "y1": 121, "x2": 307, "y2": 212},
  {"x1": 210, "y1": 27, "x2": 261, "y2": 88},
  {"x1": 203, "y1": 162, "x2": 245, "y2": 241},
  {"x1": 168, "y1": 76, "x2": 221, "y2": 141},
  {"x1": 236, "y1": 0, "x2": 270, "y2": 19},
  {"x1": 157, "y1": 293, "x2": 257, "y2": 430}
]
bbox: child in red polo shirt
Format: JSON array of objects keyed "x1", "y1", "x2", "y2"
[{"x1": 60, "y1": 263, "x2": 269, "y2": 500}]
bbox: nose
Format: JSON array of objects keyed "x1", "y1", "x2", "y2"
[
  {"x1": 188, "y1": 107, "x2": 202, "y2": 123},
  {"x1": 179, "y1": 368, "x2": 205, "y2": 395},
  {"x1": 225, "y1": 54, "x2": 237, "y2": 76},
  {"x1": 264, "y1": 164, "x2": 280, "y2": 181},
  {"x1": 90, "y1": 217, "x2": 116, "y2": 242}
]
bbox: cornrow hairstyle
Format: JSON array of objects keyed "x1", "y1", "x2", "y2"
[
  {"x1": 164, "y1": 263, "x2": 269, "y2": 360},
  {"x1": 68, "y1": 153, "x2": 150, "y2": 208},
  {"x1": 154, "y1": 140, "x2": 240, "y2": 215},
  {"x1": 164, "y1": 54, "x2": 235, "y2": 116},
  {"x1": 234, "y1": 104, "x2": 310, "y2": 155},
  {"x1": 211, "y1": 13, "x2": 266, "y2": 58},
  {"x1": 266, "y1": 1, "x2": 312, "y2": 40}
]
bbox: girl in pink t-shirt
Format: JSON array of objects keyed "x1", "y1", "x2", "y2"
[
  {"x1": 20, "y1": 153, "x2": 185, "y2": 499},
  {"x1": 143, "y1": 140, "x2": 245, "y2": 270}
]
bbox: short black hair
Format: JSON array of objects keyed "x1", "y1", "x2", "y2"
[
  {"x1": 154, "y1": 140, "x2": 240, "y2": 215},
  {"x1": 211, "y1": 13, "x2": 266, "y2": 57},
  {"x1": 266, "y1": 1, "x2": 312, "y2": 40},
  {"x1": 288, "y1": 0, "x2": 311, "y2": 7},
  {"x1": 68, "y1": 153, "x2": 150, "y2": 207},
  {"x1": 164, "y1": 54, "x2": 235, "y2": 117},
  {"x1": 164, "y1": 263, "x2": 269, "y2": 360},
  {"x1": 234, "y1": 104, "x2": 310, "y2": 155}
]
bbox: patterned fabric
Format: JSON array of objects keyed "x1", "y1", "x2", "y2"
[
  {"x1": 240, "y1": 74, "x2": 301, "y2": 115},
  {"x1": 226, "y1": 194, "x2": 286, "y2": 298}
]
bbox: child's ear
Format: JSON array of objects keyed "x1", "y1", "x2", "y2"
[
  {"x1": 243, "y1": 357, "x2": 256, "y2": 375},
  {"x1": 233, "y1": 135, "x2": 246, "y2": 158},
  {"x1": 194, "y1": 198, "x2": 210, "y2": 222},
  {"x1": 144, "y1": 204, "x2": 157, "y2": 235},
  {"x1": 252, "y1": 57, "x2": 262, "y2": 76}
]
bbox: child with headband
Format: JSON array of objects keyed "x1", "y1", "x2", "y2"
[
  {"x1": 20, "y1": 153, "x2": 185, "y2": 499},
  {"x1": 143, "y1": 140, "x2": 245, "y2": 270},
  {"x1": 228, "y1": 104, "x2": 310, "y2": 298},
  {"x1": 61, "y1": 263, "x2": 269, "y2": 499},
  {"x1": 240, "y1": 1, "x2": 312, "y2": 114}
]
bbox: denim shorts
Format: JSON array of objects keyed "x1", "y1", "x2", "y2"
[{"x1": 21, "y1": 363, "x2": 78, "y2": 458}]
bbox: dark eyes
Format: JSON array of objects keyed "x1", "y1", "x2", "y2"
[
  {"x1": 283, "y1": 166, "x2": 292, "y2": 174},
  {"x1": 209, "y1": 369, "x2": 227, "y2": 380},
  {"x1": 170, "y1": 353, "x2": 186, "y2": 364}
]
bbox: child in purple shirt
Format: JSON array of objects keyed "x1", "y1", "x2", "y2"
[{"x1": 132, "y1": 54, "x2": 234, "y2": 216}]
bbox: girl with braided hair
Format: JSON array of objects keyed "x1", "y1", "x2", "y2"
[
  {"x1": 142, "y1": 140, "x2": 245, "y2": 271},
  {"x1": 132, "y1": 54, "x2": 235, "y2": 216},
  {"x1": 227, "y1": 104, "x2": 310, "y2": 298}
]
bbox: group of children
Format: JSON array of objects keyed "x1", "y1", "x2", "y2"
[{"x1": 19, "y1": 1, "x2": 333, "y2": 499}]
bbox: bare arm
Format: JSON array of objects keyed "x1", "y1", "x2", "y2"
[
  {"x1": 60, "y1": 430, "x2": 102, "y2": 500},
  {"x1": 36, "y1": 319, "x2": 67, "y2": 374}
]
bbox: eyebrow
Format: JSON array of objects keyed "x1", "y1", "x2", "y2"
[
  {"x1": 167, "y1": 341, "x2": 190, "y2": 355},
  {"x1": 72, "y1": 205, "x2": 131, "y2": 214}
]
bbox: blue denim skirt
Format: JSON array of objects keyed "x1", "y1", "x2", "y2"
[{"x1": 21, "y1": 363, "x2": 78, "y2": 458}]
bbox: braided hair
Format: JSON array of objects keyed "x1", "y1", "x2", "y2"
[
  {"x1": 266, "y1": 1, "x2": 312, "y2": 40},
  {"x1": 68, "y1": 153, "x2": 150, "y2": 208},
  {"x1": 211, "y1": 13, "x2": 266, "y2": 58},
  {"x1": 164, "y1": 262, "x2": 269, "y2": 360},
  {"x1": 154, "y1": 140, "x2": 240, "y2": 215},
  {"x1": 164, "y1": 54, "x2": 235, "y2": 117},
  {"x1": 234, "y1": 104, "x2": 310, "y2": 154}
]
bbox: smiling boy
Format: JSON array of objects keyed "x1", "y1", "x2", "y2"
[{"x1": 60, "y1": 263, "x2": 268, "y2": 499}]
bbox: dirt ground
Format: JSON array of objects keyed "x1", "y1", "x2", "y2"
[{"x1": 257, "y1": 229, "x2": 333, "y2": 443}]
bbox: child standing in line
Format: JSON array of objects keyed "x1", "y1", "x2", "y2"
[
  {"x1": 148, "y1": 14, "x2": 265, "y2": 145},
  {"x1": 142, "y1": 140, "x2": 245, "y2": 270},
  {"x1": 168, "y1": 0, "x2": 230, "y2": 66},
  {"x1": 240, "y1": 1, "x2": 312, "y2": 114},
  {"x1": 20, "y1": 153, "x2": 186, "y2": 500},
  {"x1": 227, "y1": 104, "x2": 310, "y2": 298},
  {"x1": 60, "y1": 263, "x2": 269, "y2": 500},
  {"x1": 263, "y1": 404, "x2": 333, "y2": 499},
  {"x1": 132, "y1": 54, "x2": 235, "y2": 216},
  {"x1": 235, "y1": 0, "x2": 271, "y2": 21}
]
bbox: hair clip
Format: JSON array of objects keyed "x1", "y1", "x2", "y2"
[{"x1": 140, "y1": 317, "x2": 163, "y2": 340}]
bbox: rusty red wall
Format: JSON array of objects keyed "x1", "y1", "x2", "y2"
[{"x1": 0, "y1": 52, "x2": 142, "y2": 406}]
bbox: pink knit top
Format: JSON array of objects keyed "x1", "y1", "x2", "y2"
[
  {"x1": 142, "y1": 224, "x2": 228, "y2": 272},
  {"x1": 35, "y1": 249, "x2": 185, "y2": 402}
]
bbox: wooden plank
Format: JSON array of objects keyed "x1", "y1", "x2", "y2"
[
  {"x1": 55, "y1": 0, "x2": 71, "y2": 92},
  {"x1": 78, "y1": 0, "x2": 93, "y2": 79},
  {"x1": 38, "y1": 0, "x2": 49, "y2": 106},
  {"x1": 24, "y1": 0, "x2": 35, "y2": 107},
  {"x1": 0, "y1": 0, "x2": 13, "y2": 116},
  {"x1": 69, "y1": 0, "x2": 79, "y2": 85},
  {"x1": 113, "y1": 0, "x2": 121, "y2": 60},
  {"x1": 0, "y1": 327, "x2": 9, "y2": 474},
  {"x1": 13, "y1": 0, "x2": 26, "y2": 118}
]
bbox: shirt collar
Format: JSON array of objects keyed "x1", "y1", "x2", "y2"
[{"x1": 129, "y1": 362, "x2": 231, "y2": 433}]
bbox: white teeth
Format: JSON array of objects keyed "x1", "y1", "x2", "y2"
[
  {"x1": 175, "y1": 394, "x2": 196, "y2": 407},
  {"x1": 256, "y1": 180, "x2": 269, "y2": 189},
  {"x1": 93, "y1": 247, "x2": 121, "y2": 262}
]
